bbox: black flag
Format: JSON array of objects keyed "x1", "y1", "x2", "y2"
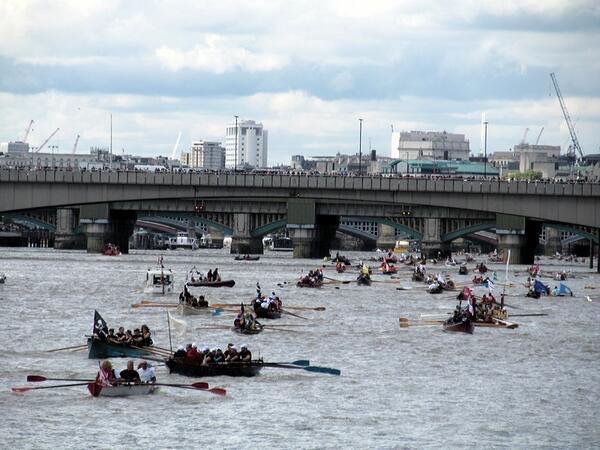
[{"x1": 93, "y1": 310, "x2": 108, "y2": 336}]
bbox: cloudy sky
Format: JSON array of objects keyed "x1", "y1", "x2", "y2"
[{"x1": 1, "y1": 0, "x2": 599, "y2": 164}]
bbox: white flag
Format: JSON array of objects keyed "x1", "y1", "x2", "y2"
[{"x1": 168, "y1": 311, "x2": 187, "y2": 337}]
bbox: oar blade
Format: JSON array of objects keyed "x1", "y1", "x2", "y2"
[
  {"x1": 11, "y1": 387, "x2": 31, "y2": 393},
  {"x1": 87, "y1": 382, "x2": 103, "y2": 397},
  {"x1": 207, "y1": 387, "x2": 227, "y2": 396},
  {"x1": 303, "y1": 365, "x2": 341, "y2": 376},
  {"x1": 27, "y1": 375, "x2": 47, "y2": 382},
  {"x1": 191, "y1": 382, "x2": 209, "y2": 390},
  {"x1": 291, "y1": 360, "x2": 310, "y2": 366}
]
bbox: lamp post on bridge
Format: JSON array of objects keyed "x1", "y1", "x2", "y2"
[
  {"x1": 234, "y1": 115, "x2": 239, "y2": 172},
  {"x1": 358, "y1": 118, "x2": 363, "y2": 175},
  {"x1": 483, "y1": 120, "x2": 488, "y2": 178}
]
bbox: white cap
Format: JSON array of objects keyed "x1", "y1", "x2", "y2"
[
  {"x1": 192, "y1": 343, "x2": 197, "y2": 348},
  {"x1": 231, "y1": 345, "x2": 237, "y2": 351},
  {"x1": 203, "y1": 347, "x2": 210, "y2": 353},
  {"x1": 177, "y1": 345, "x2": 184, "y2": 351},
  {"x1": 241, "y1": 344, "x2": 248, "y2": 349}
]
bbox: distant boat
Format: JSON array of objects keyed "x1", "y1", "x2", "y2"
[
  {"x1": 167, "y1": 232, "x2": 198, "y2": 250},
  {"x1": 270, "y1": 236, "x2": 293, "y2": 252}
]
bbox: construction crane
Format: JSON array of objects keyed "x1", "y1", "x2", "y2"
[
  {"x1": 550, "y1": 72, "x2": 583, "y2": 159},
  {"x1": 35, "y1": 128, "x2": 60, "y2": 153},
  {"x1": 535, "y1": 127, "x2": 544, "y2": 145},
  {"x1": 170, "y1": 131, "x2": 182, "y2": 160},
  {"x1": 22, "y1": 120, "x2": 34, "y2": 142},
  {"x1": 520, "y1": 127, "x2": 530, "y2": 145},
  {"x1": 71, "y1": 134, "x2": 80, "y2": 154}
]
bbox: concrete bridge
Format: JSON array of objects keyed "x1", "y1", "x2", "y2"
[{"x1": 1, "y1": 169, "x2": 599, "y2": 262}]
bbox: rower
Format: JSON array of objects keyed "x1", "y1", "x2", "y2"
[
  {"x1": 96, "y1": 360, "x2": 117, "y2": 387},
  {"x1": 207, "y1": 269, "x2": 213, "y2": 282},
  {"x1": 239, "y1": 344, "x2": 252, "y2": 362},
  {"x1": 213, "y1": 268, "x2": 221, "y2": 282},
  {"x1": 141, "y1": 325, "x2": 152, "y2": 346},
  {"x1": 173, "y1": 345, "x2": 186, "y2": 358},
  {"x1": 225, "y1": 345, "x2": 239, "y2": 362},
  {"x1": 120, "y1": 360, "x2": 141, "y2": 384},
  {"x1": 213, "y1": 348, "x2": 225, "y2": 363},
  {"x1": 107, "y1": 328, "x2": 119, "y2": 344},
  {"x1": 187, "y1": 343, "x2": 199, "y2": 358},
  {"x1": 137, "y1": 361, "x2": 156, "y2": 383}
]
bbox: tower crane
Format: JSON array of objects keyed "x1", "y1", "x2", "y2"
[
  {"x1": 550, "y1": 73, "x2": 583, "y2": 159},
  {"x1": 35, "y1": 128, "x2": 60, "y2": 153},
  {"x1": 71, "y1": 134, "x2": 80, "y2": 154},
  {"x1": 23, "y1": 120, "x2": 34, "y2": 142},
  {"x1": 535, "y1": 127, "x2": 544, "y2": 145}
]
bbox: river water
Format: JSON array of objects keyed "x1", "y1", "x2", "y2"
[{"x1": 0, "y1": 247, "x2": 598, "y2": 449}]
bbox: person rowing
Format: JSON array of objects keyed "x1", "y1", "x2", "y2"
[
  {"x1": 120, "y1": 360, "x2": 141, "y2": 384},
  {"x1": 137, "y1": 361, "x2": 156, "y2": 383},
  {"x1": 96, "y1": 360, "x2": 117, "y2": 387}
]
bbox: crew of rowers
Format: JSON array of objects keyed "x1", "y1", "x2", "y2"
[
  {"x1": 179, "y1": 285, "x2": 209, "y2": 308},
  {"x1": 298, "y1": 269, "x2": 324, "y2": 286},
  {"x1": 252, "y1": 286, "x2": 282, "y2": 312},
  {"x1": 235, "y1": 304, "x2": 263, "y2": 331},
  {"x1": 173, "y1": 342, "x2": 252, "y2": 363},
  {"x1": 95, "y1": 359, "x2": 156, "y2": 386},
  {"x1": 455, "y1": 288, "x2": 507, "y2": 322},
  {"x1": 187, "y1": 266, "x2": 221, "y2": 283},
  {"x1": 94, "y1": 321, "x2": 153, "y2": 347},
  {"x1": 380, "y1": 260, "x2": 396, "y2": 273}
]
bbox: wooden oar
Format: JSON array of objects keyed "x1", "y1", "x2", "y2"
[
  {"x1": 492, "y1": 318, "x2": 518, "y2": 329},
  {"x1": 266, "y1": 327, "x2": 302, "y2": 333},
  {"x1": 151, "y1": 382, "x2": 226, "y2": 396},
  {"x1": 509, "y1": 313, "x2": 548, "y2": 317},
  {"x1": 12, "y1": 382, "x2": 90, "y2": 393},
  {"x1": 46, "y1": 344, "x2": 87, "y2": 353},
  {"x1": 282, "y1": 309, "x2": 308, "y2": 320},
  {"x1": 257, "y1": 362, "x2": 340, "y2": 376},
  {"x1": 399, "y1": 321, "x2": 440, "y2": 328},
  {"x1": 323, "y1": 276, "x2": 352, "y2": 284},
  {"x1": 27, "y1": 375, "x2": 93, "y2": 383},
  {"x1": 130, "y1": 345, "x2": 172, "y2": 357},
  {"x1": 131, "y1": 303, "x2": 178, "y2": 308}
]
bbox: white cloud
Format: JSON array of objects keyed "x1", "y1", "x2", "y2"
[{"x1": 155, "y1": 35, "x2": 289, "y2": 73}]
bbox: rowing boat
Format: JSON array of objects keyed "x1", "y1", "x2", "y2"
[
  {"x1": 186, "y1": 279, "x2": 235, "y2": 288},
  {"x1": 443, "y1": 318, "x2": 474, "y2": 334},
  {"x1": 255, "y1": 308, "x2": 282, "y2": 319},
  {"x1": 165, "y1": 358, "x2": 263, "y2": 377},
  {"x1": 232, "y1": 325, "x2": 264, "y2": 335},
  {"x1": 234, "y1": 255, "x2": 260, "y2": 261},
  {"x1": 87, "y1": 338, "x2": 157, "y2": 359},
  {"x1": 176, "y1": 304, "x2": 209, "y2": 316},
  {"x1": 88, "y1": 382, "x2": 158, "y2": 397}
]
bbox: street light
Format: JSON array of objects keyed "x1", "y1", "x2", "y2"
[
  {"x1": 483, "y1": 120, "x2": 488, "y2": 178},
  {"x1": 358, "y1": 118, "x2": 363, "y2": 175},
  {"x1": 234, "y1": 115, "x2": 239, "y2": 172}
]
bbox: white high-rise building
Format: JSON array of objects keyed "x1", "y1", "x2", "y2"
[
  {"x1": 181, "y1": 141, "x2": 225, "y2": 170},
  {"x1": 225, "y1": 120, "x2": 268, "y2": 169}
]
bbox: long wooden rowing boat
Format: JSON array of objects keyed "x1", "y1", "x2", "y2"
[
  {"x1": 255, "y1": 308, "x2": 282, "y2": 319},
  {"x1": 186, "y1": 279, "x2": 235, "y2": 288},
  {"x1": 443, "y1": 318, "x2": 474, "y2": 334},
  {"x1": 234, "y1": 256, "x2": 260, "y2": 261},
  {"x1": 87, "y1": 338, "x2": 157, "y2": 359},
  {"x1": 176, "y1": 304, "x2": 209, "y2": 316},
  {"x1": 88, "y1": 382, "x2": 158, "y2": 397},
  {"x1": 232, "y1": 325, "x2": 264, "y2": 335},
  {"x1": 166, "y1": 358, "x2": 263, "y2": 377}
]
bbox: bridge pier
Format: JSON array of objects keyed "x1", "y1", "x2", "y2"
[
  {"x1": 80, "y1": 205, "x2": 136, "y2": 253},
  {"x1": 230, "y1": 213, "x2": 263, "y2": 255},
  {"x1": 496, "y1": 215, "x2": 540, "y2": 264},
  {"x1": 288, "y1": 216, "x2": 339, "y2": 259},
  {"x1": 54, "y1": 208, "x2": 86, "y2": 250},
  {"x1": 544, "y1": 226, "x2": 562, "y2": 256},
  {"x1": 420, "y1": 218, "x2": 450, "y2": 259},
  {"x1": 376, "y1": 223, "x2": 396, "y2": 250}
]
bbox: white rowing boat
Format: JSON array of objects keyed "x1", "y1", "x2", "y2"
[
  {"x1": 89, "y1": 383, "x2": 158, "y2": 397},
  {"x1": 176, "y1": 304, "x2": 209, "y2": 316}
]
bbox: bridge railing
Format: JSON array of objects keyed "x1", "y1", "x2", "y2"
[{"x1": 1, "y1": 168, "x2": 600, "y2": 197}]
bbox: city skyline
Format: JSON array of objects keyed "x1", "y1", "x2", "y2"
[{"x1": 0, "y1": 1, "x2": 599, "y2": 164}]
